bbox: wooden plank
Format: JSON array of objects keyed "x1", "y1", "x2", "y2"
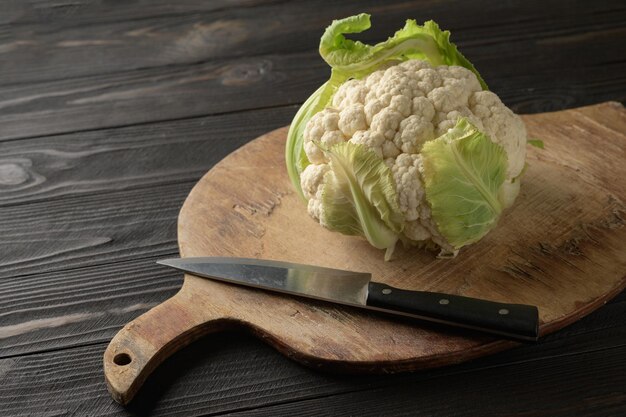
[
  {"x1": 0, "y1": 182, "x2": 186, "y2": 279},
  {"x1": 0, "y1": 105, "x2": 296, "y2": 207},
  {"x1": 0, "y1": 50, "x2": 624, "y2": 143},
  {"x1": 0, "y1": 256, "x2": 181, "y2": 358},
  {"x1": 228, "y1": 344, "x2": 626, "y2": 417},
  {"x1": 1, "y1": 327, "x2": 625, "y2": 416},
  {"x1": 1, "y1": 0, "x2": 624, "y2": 85},
  {"x1": 0, "y1": 2, "x2": 624, "y2": 140},
  {"x1": 1, "y1": 0, "x2": 287, "y2": 26},
  {"x1": 8, "y1": 0, "x2": 621, "y2": 27},
  {"x1": 0, "y1": 52, "x2": 327, "y2": 142},
  {"x1": 490, "y1": 66, "x2": 626, "y2": 114}
]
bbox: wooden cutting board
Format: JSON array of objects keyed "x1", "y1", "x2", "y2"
[{"x1": 104, "y1": 102, "x2": 626, "y2": 405}]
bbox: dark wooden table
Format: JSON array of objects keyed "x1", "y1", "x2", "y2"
[{"x1": 1, "y1": 1, "x2": 625, "y2": 416}]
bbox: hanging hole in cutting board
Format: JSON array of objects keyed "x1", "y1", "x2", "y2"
[{"x1": 114, "y1": 353, "x2": 132, "y2": 366}]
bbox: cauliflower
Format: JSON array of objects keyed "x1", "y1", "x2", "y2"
[
  {"x1": 300, "y1": 59, "x2": 526, "y2": 256},
  {"x1": 286, "y1": 14, "x2": 527, "y2": 260}
]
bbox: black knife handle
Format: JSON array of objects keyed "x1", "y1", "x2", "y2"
[{"x1": 367, "y1": 282, "x2": 539, "y2": 342}]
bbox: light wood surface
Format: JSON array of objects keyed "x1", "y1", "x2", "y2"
[{"x1": 104, "y1": 102, "x2": 626, "y2": 405}]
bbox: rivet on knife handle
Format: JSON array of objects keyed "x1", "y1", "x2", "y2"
[{"x1": 366, "y1": 282, "x2": 539, "y2": 341}]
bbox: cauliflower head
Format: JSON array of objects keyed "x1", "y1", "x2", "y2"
[
  {"x1": 286, "y1": 14, "x2": 527, "y2": 260},
  {"x1": 300, "y1": 60, "x2": 526, "y2": 256}
]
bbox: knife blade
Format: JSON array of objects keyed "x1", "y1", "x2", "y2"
[{"x1": 157, "y1": 257, "x2": 539, "y2": 342}]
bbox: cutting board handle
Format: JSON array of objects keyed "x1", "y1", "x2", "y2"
[{"x1": 103, "y1": 277, "x2": 231, "y2": 405}]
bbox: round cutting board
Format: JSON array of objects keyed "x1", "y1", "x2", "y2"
[{"x1": 104, "y1": 102, "x2": 626, "y2": 405}]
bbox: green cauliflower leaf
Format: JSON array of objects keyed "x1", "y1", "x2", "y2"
[
  {"x1": 319, "y1": 141, "x2": 404, "y2": 260},
  {"x1": 421, "y1": 118, "x2": 508, "y2": 249}
]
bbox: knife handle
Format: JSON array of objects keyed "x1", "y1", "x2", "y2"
[{"x1": 367, "y1": 282, "x2": 539, "y2": 342}]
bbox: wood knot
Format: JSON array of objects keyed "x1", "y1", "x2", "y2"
[
  {"x1": 0, "y1": 162, "x2": 30, "y2": 185},
  {"x1": 221, "y1": 60, "x2": 271, "y2": 86}
]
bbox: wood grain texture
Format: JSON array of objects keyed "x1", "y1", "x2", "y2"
[
  {"x1": 1, "y1": 0, "x2": 624, "y2": 85},
  {"x1": 0, "y1": 106, "x2": 297, "y2": 280},
  {"x1": 0, "y1": 0, "x2": 277, "y2": 25},
  {"x1": 1, "y1": 239, "x2": 624, "y2": 360},
  {"x1": 1, "y1": 1, "x2": 625, "y2": 141},
  {"x1": 6, "y1": 0, "x2": 621, "y2": 28},
  {"x1": 0, "y1": 105, "x2": 295, "y2": 207},
  {"x1": 0, "y1": 182, "x2": 185, "y2": 279},
  {"x1": 0, "y1": 257, "x2": 181, "y2": 358},
  {"x1": 227, "y1": 345, "x2": 626, "y2": 417},
  {"x1": 104, "y1": 102, "x2": 626, "y2": 404},
  {"x1": 3, "y1": 318, "x2": 625, "y2": 416},
  {"x1": 1, "y1": 237, "x2": 624, "y2": 361},
  {"x1": 0, "y1": 107, "x2": 293, "y2": 357},
  {"x1": 2, "y1": 1, "x2": 626, "y2": 415},
  {"x1": 0, "y1": 52, "x2": 326, "y2": 142}
]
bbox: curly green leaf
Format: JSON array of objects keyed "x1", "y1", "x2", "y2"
[{"x1": 286, "y1": 14, "x2": 487, "y2": 199}]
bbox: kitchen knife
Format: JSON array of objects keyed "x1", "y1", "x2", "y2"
[{"x1": 157, "y1": 257, "x2": 539, "y2": 342}]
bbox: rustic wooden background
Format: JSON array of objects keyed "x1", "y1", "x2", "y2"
[{"x1": 1, "y1": 0, "x2": 625, "y2": 415}]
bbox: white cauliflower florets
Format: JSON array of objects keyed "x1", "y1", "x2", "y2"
[{"x1": 300, "y1": 59, "x2": 527, "y2": 252}]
